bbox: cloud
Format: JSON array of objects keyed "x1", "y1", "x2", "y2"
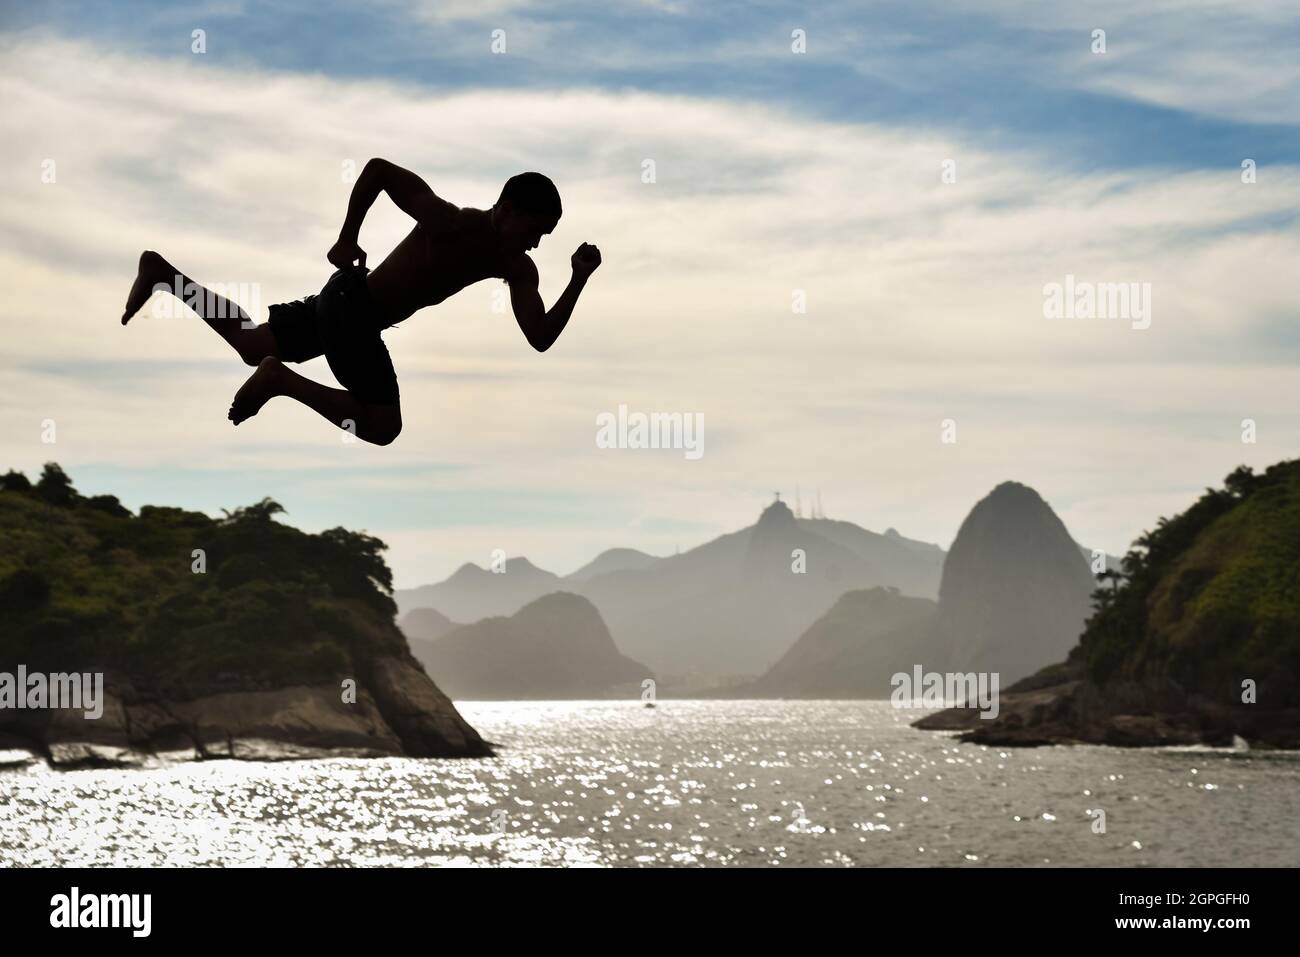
[
  {"x1": 940, "y1": 0, "x2": 1300, "y2": 126},
  {"x1": 0, "y1": 32, "x2": 1296, "y2": 587}
]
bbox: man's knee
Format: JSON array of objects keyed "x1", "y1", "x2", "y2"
[
  {"x1": 369, "y1": 406, "x2": 402, "y2": 446},
  {"x1": 373, "y1": 424, "x2": 402, "y2": 446}
]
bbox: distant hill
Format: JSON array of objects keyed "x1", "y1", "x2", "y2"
[
  {"x1": 397, "y1": 501, "x2": 946, "y2": 680},
  {"x1": 730, "y1": 587, "x2": 938, "y2": 698},
  {"x1": 566, "y1": 547, "x2": 661, "y2": 582},
  {"x1": 797, "y1": 519, "x2": 946, "y2": 597},
  {"x1": 0, "y1": 464, "x2": 488, "y2": 766},
  {"x1": 579, "y1": 500, "x2": 947, "y2": 677},
  {"x1": 918, "y1": 461, "x2": 1300, "y2": 747},
  {"x1": 400, "y1": 607, "x2": 460, "y2": 643},
  {"x1": 395, "y1": 556, "x2": 561, "y2": 622},
  {"x1": 412, "y1": 592, "x2": 650, "y2": 699}
]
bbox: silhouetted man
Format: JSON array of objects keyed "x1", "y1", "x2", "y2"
[{"x1": 121, "y1": 159, "x2": 601, "y2": 445}]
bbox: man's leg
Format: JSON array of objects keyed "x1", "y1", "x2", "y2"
[
  {"x1": 228, "y1": 357, "x2": 402, "y2": 446},
  {"x1": 121, "y1": 250, "x2": 276, "y2": 366}
]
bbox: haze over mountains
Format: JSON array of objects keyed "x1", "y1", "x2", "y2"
[
  {"x1": 739, "y1": 482, "x2": 1099, "y2": 696},
  {"x1": 408, "y1": 593, "x2": 650, "y2": 700},
  {"x1": 735, "y1": 587, "x2": 939, "y2": 698},
  {"x1": 398, "y1": 557, "x2": 562, "y2": 625},
  {"x1": 397, "y1": 501, "x2": 947, "y2": 679},
  {"x1": 399, "y1": 607, "x2": 460, "y2": 645},
  {"x1": 566, "y1": 548, "x2": 661, "y2": 582},
  {"x1": 396, "y1": 490, "x2": 1118, "y2": 691}
]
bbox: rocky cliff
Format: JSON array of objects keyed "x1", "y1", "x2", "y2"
[
  {"x1": 916, "y1": 462, "x2": 1300, "y2": 748},
  {"x1": 0, "y1": 464, "x2": 490, "y2": 767}
]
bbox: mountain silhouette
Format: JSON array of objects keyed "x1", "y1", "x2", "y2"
[
  {"x1": 566, "y1": 547, "x2": 661, "y2": 581},
  {"x1": 731, "y1": 587, "x2": 938, "y2": 697},
  {"x1": 736, "y1": 481, "x2": 1096, "y2": 696},
  {"x1": 929, "y1": 481, "x2": 1096, "y2": 682},
  {"x1": 396, "y1": 556, "x2": 561, "y2": 623},
  {"x1": 577, "y1": 500, "x2": 943, "y2": 678},
  {"x1": 397, "y1": 500, "x2": 945, "y2": 680},
  {"x1": 399, "y1": 606, "x2": 461, "y2": 647},
  {"x1": 410, "y1": 592, "x2": 651, "y2": 699}
]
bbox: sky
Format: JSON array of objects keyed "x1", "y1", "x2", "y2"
[{"x1": 2, "y1": 0, "x2": 1298, "y2": 588}]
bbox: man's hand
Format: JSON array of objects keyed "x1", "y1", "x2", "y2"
[
  {"x1": 571, "y1": 242, "x2": 602, "y2": 279},
  {"x1": 327, "y1": 237, "x2": 367, "y2": 270}
]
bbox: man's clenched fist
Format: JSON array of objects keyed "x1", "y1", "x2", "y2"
[{"x1": 571, "y1": 242, "x2": 602, "y2": 278}]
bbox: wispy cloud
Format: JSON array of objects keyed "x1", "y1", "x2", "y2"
[{"x1": 1, "y1": 14, "x2": 1297, "y2": 586}]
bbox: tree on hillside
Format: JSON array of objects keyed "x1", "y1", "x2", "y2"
[{"x1": 35, "y1": 462, "x2": 77, "y2": 506}]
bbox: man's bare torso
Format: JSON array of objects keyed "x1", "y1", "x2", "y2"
[{"x1": 366, "y1": 206, "x2": 523, "y2": 324}]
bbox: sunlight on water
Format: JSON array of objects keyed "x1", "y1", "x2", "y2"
[{"x1": 2, "y1": 701, "x2": 1296, "y2": 866}]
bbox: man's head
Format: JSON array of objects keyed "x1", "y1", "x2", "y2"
[{"x1": 493, "y1": 172, "x2": 561, "y2": 254}]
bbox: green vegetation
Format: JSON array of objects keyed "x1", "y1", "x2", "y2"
[
  {"x1": 1080, "y1": 460, "x2": 1300, "y2": 702},
  {"x1": 0, "y1": 464, "x2": 406, "y2": 690}
]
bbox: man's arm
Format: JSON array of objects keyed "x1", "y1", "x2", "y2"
[
  {"x1": 327, "y1": 158, "x2": 458, "y2": 269},
  {"x1": 509, "y1": 243, "x2": 602, "y2": 352}
]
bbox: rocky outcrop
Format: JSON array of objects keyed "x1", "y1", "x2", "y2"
[
  {"x1": 1, "y1": 654, "x2": 491, "y2": 768},
  {"x1": 363, "y1": 656, "x2": 487, "y2": 756},
  {"x1": 0, "y1": 464, "x2": 491, "y2": 768},
  {"x1": 916, "y1": 461, "x2": 1300, "y2": 748},
  {"x1": 915, "y1": 664, "x2": 1300, "y2": 749}
]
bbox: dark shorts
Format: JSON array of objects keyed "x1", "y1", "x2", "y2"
[{"x1": 267, "y1": 267, "x2": 399, "y2": 406}]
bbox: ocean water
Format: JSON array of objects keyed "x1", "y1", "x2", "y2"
[{"x1": 2, "y1": 700, "x2": 1296, "y2": 867}]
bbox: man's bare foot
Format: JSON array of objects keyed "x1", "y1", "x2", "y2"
[
  {"x1": 229, "y1": 356, "x2": 283, "y2": 425},
  {"x1": 121, "y1": 250, "x2": 172, "y2": 325}
]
